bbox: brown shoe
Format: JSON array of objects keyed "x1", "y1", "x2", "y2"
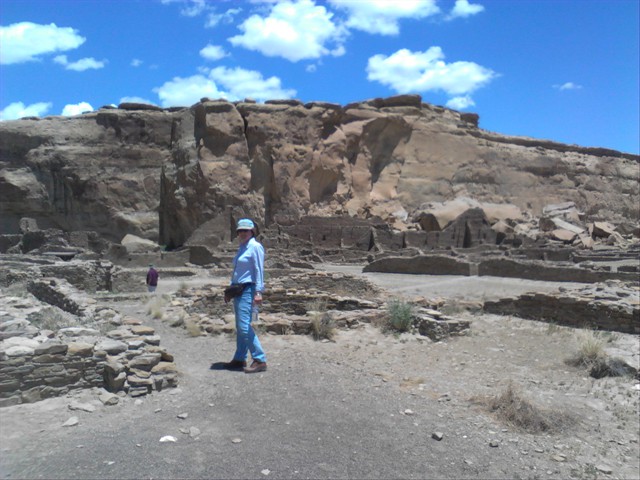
[
  {"x1": 244, "y1": 360, "x2": 267, "y2": 374},
  {"x1": 224, "y1": 359, "x2": 247, "y2": 370}
]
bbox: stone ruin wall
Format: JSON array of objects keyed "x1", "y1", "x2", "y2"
[
  {"x1": 0, "y1": 340, "x2": 105, "y2": 407},
  {"x1": 484, "y1": 292, "x2": 639, "y2": 335},
  {"x1": 0, "y1": 278, "x2": 178, "y2": 407}
]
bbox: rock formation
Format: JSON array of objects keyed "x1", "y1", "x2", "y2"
[{"x1": 1, "y1": 95, "x2": 638, "y2": 249}]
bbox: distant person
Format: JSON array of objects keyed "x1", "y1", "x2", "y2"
[
  {"x1": 223, "y1": 218, "x2": 267, "y2": 374},
  {"x1": 146, "y1": 264, "x2": 159, "y2": 293}
]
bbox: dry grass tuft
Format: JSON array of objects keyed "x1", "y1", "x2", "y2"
[
  {"x1": 472, "y1": 382, "x2": 570, "y2": 434},
  {"x1": 565, "y1": 329, "x2": 607, "y2": 368},
  {"x1": 308, "y1": 298, "x2": 335, "y2": 341},
  {"x1": 177, "y1": 282, "x2": 189, "y2": 296},
  {"x1": 146, "y1": 296, "x2": 166, "y2": 320},
  {"x1": 184, "y1": 318, "x2": 202, "y2": 337}
]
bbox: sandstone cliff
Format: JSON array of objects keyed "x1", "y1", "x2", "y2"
[{"x1": 1, "y1": 96, "x2": 637, "y2": 247}]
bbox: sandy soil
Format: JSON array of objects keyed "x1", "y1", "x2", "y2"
[{"x1": 0, "y1": 266, "x2": 638, "y2": 480}]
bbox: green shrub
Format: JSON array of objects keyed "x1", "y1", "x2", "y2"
[{"x1": 386, "y1": 298, "x2": 414, "y2": 332}]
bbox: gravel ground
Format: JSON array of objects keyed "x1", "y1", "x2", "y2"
[{"x1": 1, "y1": 267, "x2": 638, "y2": 480}]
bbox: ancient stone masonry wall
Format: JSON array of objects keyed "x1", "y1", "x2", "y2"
[
  {"x1": 0, "y1": 330, "x2": 178, "y2": 407},
  {"x1": 484, "y1": 288, "x2": 639, "y2": 334},
  {"x1": 0, "y1": 341, "x2": 105, "y2": 407},
  {"x1": 0, "y1": 277, "x2": 178, "y2": 407},
  {"x1": 478, "y1": 258, "x2": 638, "y2": 283}
]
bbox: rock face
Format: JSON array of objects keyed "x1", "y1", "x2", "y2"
[{"x1": 1, "y1": 96, "x2": 638, "y2": 247}]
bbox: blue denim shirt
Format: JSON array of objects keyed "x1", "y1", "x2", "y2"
[{"x1": 231, "y1": 237, "x2": 264, "y2": 293}]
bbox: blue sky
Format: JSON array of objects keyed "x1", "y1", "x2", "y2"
[{"x1": 1, "y1": 0, "x2": 638, "y2": 154}]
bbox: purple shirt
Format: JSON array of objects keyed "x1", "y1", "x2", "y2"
[{"x1": 146, "y1": 268, "x2": 159, "y2": 286}]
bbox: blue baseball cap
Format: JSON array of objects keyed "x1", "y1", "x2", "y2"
[{"x1": 236, "y1": 218, "x2": 255, "y2": 231}]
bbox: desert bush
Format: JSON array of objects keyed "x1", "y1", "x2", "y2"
[
  {"x1": 146, "y1": 296, "x2": 165, "y2": 320},
  {"x1": 546, "y1": 321, "x2": 562, "y2": 334},
  {"x1": 565, "y1": 329, "x2": 607, "y2": 368},
  {"x1": 473, "y1": 382, "x2": 569, "y2": 433},
  {"x1": 308, "y1": 298, "x2": 335, "y2": 340},
  {"x1": 184, "y1": 318, "x2": 202, "y2": 337},
  {"x1": 440, "y1": 299, "x2": 465, "y2": 315},
  {"x1": 177, "y1": 282, "x2": 189, "y2": 296},
  {"x1": 385, "y1": 298, "x2": 414, "y2": 332}
]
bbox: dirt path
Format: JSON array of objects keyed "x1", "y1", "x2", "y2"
[{"x1": 1, "y1": 267, "x2": 638, "y2": 480}]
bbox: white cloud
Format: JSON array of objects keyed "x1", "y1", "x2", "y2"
[
  {"x1": 367, "y1": 47, "x2": 496, "y2": 97},
  {"x1": 229, "y1": 0, "x2": 346, "y2": 62},
  {"x1": 446, "y1": 95, "x2": 475, "y2": 110},
  {"x1": 329, "y1": 0, "x2": 439, "y2": 35},
  {"x1": 206, "y1": 8, "x2": 242, "y2": 28},
  {"x1": 0, "y1": 22, "x2": 85, "y2": 65},
  {"x1": 554, "y1": 82, "x2": 583, "y2": 90},
  {"x1": 153, "y1": 75, "x2": 226, "y2": 107},
  {"x1": 54, "y1": 55, "x2": 106, "y2": 71},
  {"x1": 176, "y1": 0, "x2": 207, "y2": 17},
  {"x1": 306, "y1": 64, "x2": 318, "y2": 73},
  {"x1": 0, "y1": 101, "x2": 52, "y2": 120},
  {"x1": 61, "y1": 102, "x2": 94, "y2": 116},
  {"x1": 448, "y1": 0, "x2": 485, "y2": 20},
  {"x1": 153, "y1": 67, "x2": 296, "y2": 107},
  {"x1": 208, "y1": 66, "x2": 297, "y2": 101},
  {"x1": 131, "y1": 58, "x2": 143, "y2": 67},
  {"x1": 200, "y1": 44, "x2": 227, "y2": 61},
  {"x1": 119, "y1": 96, "x2": 157, "y2": 105}
]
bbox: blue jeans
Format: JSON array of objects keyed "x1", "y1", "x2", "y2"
[{"x1": 233, "y1": 285, "x2": 266, "y2": 363}]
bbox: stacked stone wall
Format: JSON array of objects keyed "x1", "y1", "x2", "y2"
[
  {"x1": 478, "y1": 258, "x2": 638, "y2": 283},
  {"x1": 0, "y1": 341, "x2": 105, "y2": 407},
  {"x1": 484, "y1": 294, "x2": 639, "y2": 334},
  {"x1": 27, "y1": 279, "x2": 85, "y2": 315}
]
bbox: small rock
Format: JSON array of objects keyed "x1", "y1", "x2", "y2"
[
  {"x1": 189, "y1": 427, "x2": 201, "y2": 438},
  {"x1": 261, "y1": 469, "x2": 271, "y2": 476},
  {"x1": 489, "y1": 440, "x2": 499, "y2": 448},
  {"x1": 403, "y1": 409, "x2": 414, "y2": 415},
  {"x1": 159, "y1": 436, "x2": 177, "y2": 443},
  {"x1": 596, "y1": 465, "x2": 613, "y2": 474},
  {"x1": 552, "y1": 454, "x2": 566, "y2": 462},
  {"x1": 98, "y1": 392, "x2": 119, "y2": 406},
  {"x1": 62, "y1": 417, "x2": 79, "y2": 427},
  {"x1": 432, "y1": 432, "x2": 444, "y2": 441},
  {"x1": 231, "y1": 438, "x2": 242, "y2": 444},
  {"x1": 177, "y1": 412, "x2": 188, "y2": 419},
  {"x1": 68, "y1": 401, "x2": 96, "y2": 412}
]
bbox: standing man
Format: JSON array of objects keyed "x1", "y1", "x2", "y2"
[
  {"x1": 224, "y1": 218, "x2": 267, "y2": 373},
  {"x1": 146, "y1": 264, "x2": 159, "y2": 293}
]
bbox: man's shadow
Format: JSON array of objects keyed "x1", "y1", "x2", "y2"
[{"x1": 210, "y1": 362, "x2": 244, "y2": 371}]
